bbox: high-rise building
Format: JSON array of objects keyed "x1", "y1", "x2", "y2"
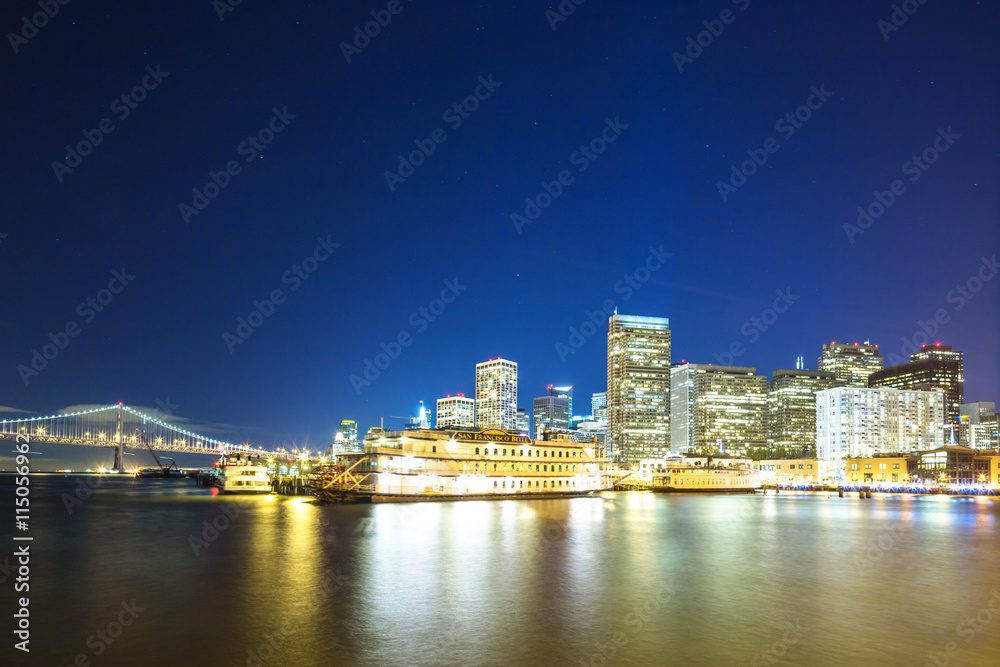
[
  {"x1": 607, "y1": 314, "x2": 671, "y2": 464},
  {"x1": 548, "y1": 385, "x2": 573, "y2": 419},
  {"x1": 958, "y1": 402, "x2": 997, "y2": 449},
  {"x1": 767, "y1": 369, "x2": 840, "y2": 457},
  {"x1": 818, "y1": 342, "x2": 883, "y2": 387},
  {"x1": 815, "y1": 386, "x2": 944, "y2": 468},
  {"x1": 516, "y1": 408, "x2": 530, "y2": 434},
  {"x1": 436, "y1": 395, "x2": 475, "y2": 428},
  {"x1": 475, "y1": 358, "x2": 518, "y2": 430},
  {"x1": 669, "y1": 363, "x2": 767, "y2": 456},
  {"x1": 339, "y1": 419, "x2": 357, "y2": 441},
  {"x1": 533, "y1": 393, "x2": 570, "y2": 439},
  {"x1": 869, "y1": 344, "x2": 963, "y2": 424},
  {"x1": 591, "y1": 392, "x2": 608, "y2": 424}
]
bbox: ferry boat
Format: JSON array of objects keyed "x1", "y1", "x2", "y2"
[
  {"x1": 309, "y1": 426, "x2": 610, "y2": 503},
  {"x1": 651, "y1": 455, "x2": 760, "y2": 493},
  {"x1": 214, "y1": 455, "x2": 272, "y2": 494}
]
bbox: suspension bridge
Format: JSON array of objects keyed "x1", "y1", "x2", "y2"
[{"x1": 0, "y1": 403, "x2": 281, "y2": 467}]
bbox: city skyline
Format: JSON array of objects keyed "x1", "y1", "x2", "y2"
[{"x1": 3, "y1": 1, "x2": 997, "y2": 452}]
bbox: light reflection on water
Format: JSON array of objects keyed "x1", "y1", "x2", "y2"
[{"x1": 3, "y1": 476, "x2": 998, "y2": 667}]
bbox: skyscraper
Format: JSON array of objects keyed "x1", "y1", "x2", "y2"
[
  {"x1": 818, "y1": 342, "x2": 883, "y2": 387},
  {"x1": 591, "y1": 392, "x2": 608, "y2": 424},
  {"x1": 767, "y1": 369, "x2": 839, "y2": 457},
  {"x1": 475, "y1": 358, "x2": 518, "y2": 430},
  {"x1": 607, "y1": 314, "x2": 671, "y2": 464},
  {"x1": 516, "y1": 408, "x2": 530, "y2": 434},
  {"x1": 669, "y1": 363, "x2": 767, "y2": 456},
  {"x1": 533, "y1": 393, "x2": 570, "y2": 439},
  {"x1": 339, "y1": 419, "x2": 357, "y2": 441},
  {"x1": 436, "y1": 395, "x2": 475, "y2": 428},
  {"x1": 816, "y1": 386, "x2": 944, "y2": 468},
  {"x1": 869, "y1": 344, "x2": 964, "y2": 423},
  {"x1": 548, "y1": 385, "x2": 574, "y2": 419}
]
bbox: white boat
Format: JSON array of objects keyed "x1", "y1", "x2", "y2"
[{"x1": 215, "y1": 457, "x2": 272, "y2": 494}]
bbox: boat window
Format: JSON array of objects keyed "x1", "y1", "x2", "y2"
[
  {"x1": 503, "y1": 449, "x2": 506, "y2": 456},
  {"x1": 558, "y1": 465, "x2": 562, "y2": 472},
  {"x1": 536, "y1": 465, "x2": 540, "y2": 471},
  {"x1": 475, "y1": 448, "x2": 480, "y2": 455},
  {"x1": 519, "y1": 449, "x2": 524, "y2": 456},
  {"x1": 543, "y1": 465, "x2": 547, "y2": 472},
  {"x1": 543, "y1": 481, "x2": 547, "y2": 488},
  {"x1": 494, "y1": 448, "x2": 498, "y2": 455},
  {"x1": 493, "y1": 463, "x2": 498, "y2": 471},
  {"x1": 559, "y1": 451, "x2": 562, "y2": 457},
  {"x1": 543, "y1": 451, "x2": 547, "y2": 457},
  {"x1": 432, "y1": 446, "x2": 436, "y2": 453}
]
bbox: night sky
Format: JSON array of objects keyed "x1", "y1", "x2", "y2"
[{"x1": 3, "y1": 1, "x2": 997, "y2": 449}]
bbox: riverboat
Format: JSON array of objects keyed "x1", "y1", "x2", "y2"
[{"x1": 308, "y1": 426, "x2": 609, "y2": 503}]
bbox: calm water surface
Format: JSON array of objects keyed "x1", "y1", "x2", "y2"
[{"x1": 2, "y1": 475, "x2": 999, "y2": 666}]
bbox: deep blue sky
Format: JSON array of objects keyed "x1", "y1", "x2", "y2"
[{"x1": 3, "y1": 0, "x2": 997, "y2": 448}]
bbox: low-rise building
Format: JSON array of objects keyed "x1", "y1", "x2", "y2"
[
  {"x1": 756, "y1": 458, "x2": 829, "y2": 485},
  {"x1": 844, "y1": 453, "x2": 915, "y2": 485}
]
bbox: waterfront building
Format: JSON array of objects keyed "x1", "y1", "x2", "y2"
[
  {"x1": 476, "y1": 358, "x2": 518, "y2": 430},
  {"x1": 436, "y1": 395, "x2": 475, "y2": 429},
  {"x1": 516, "y1": 408, "x2": 530, "y2": 435},
  {"x1": 756, "y1": 458, "x2": 829, "y2": 485},
  {"x1": 317, "y1": 426, "x2": 607, "y2": 499},
  {"x1": 533, "y1": 393, "x2": 570, "y2": 439},
  {"x1": 669, "y1": 363, "x2": 767, "y2": 457},
  {"x1": 818, "y1": 342, "x2": 883, "y2": 387},
  {"x1": 815, "y1": 387, "x2": 944, "y2": 469},
  {"x1": 607, "y1": 314, "x2": 671, "y2": 464},
  {"x1": 844, "y1": 453, "x2": 915, "y2": 485},
  {"x1": 868, "y1": 344, "x2": 963, "y2": 424},
  {"x1": 591, "y1": 392, "x2": 608, "y2": 424},
  {"x1": 767, "y1": 369, "x2": 839, "y2": 457},
  {"x1": 339, "y1": 419, "x2": 357, "y2": 441}
]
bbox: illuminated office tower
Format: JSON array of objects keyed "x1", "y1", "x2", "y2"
[
  {"x1": 816, "y1": 386, "x2": 944, "y2": 468},
  {"x1": 548, "y1": 385, "x2": 573, "y2": 420},
  {"x1": 436, "y1": 395, "x2": 475, "y2": 428},
  {"x1": 475, "y1": 358, "x2": 518, "y2": 430},
  {"x1": 818, "y1": 342, "x2": 883, "y2": 387},
  {"x1": 607, "y1": 314, "x2": 671, "y2": 464},
  {"x1": 516, "y1": 408, "x2": 530, "y2": 434},
  {"x1": 591, "y1": 392, "x2": 608, "y2": 425},
  {"x1": 869, "y1": 344, "x2": 964, "y2": 423},
  {"x1": 767, "y1": 369, "x2": 839, "y2": 457},
  {"x1": 339, "y1": 419, "x2": 357, "y2": 441},
  {"x1": 533, "y1": 393, "x2": 570, "y2": 439},
  {"x1": 670, "y1": 363, "x2": 767, "y2": 456}
]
